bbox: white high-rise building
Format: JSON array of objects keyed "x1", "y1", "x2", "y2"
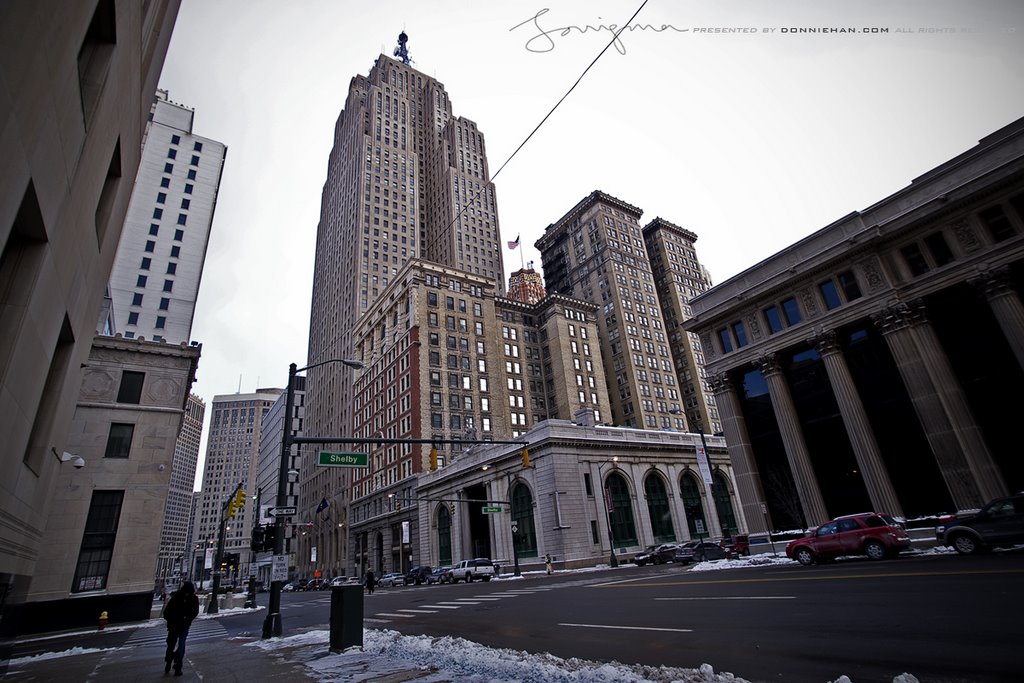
[
  {"x1": 193, "y1": 389, "x2": 282, "y2": 580},
  {"x1": 107, "y1": 90, "x2": 226, "y2": 344},
  {"x1": 155, "y1": 392, "x2": 205, "y2": 583}
]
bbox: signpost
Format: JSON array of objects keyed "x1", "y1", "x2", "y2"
[
  {"x1": 267, "y1": 506, "x2": 297, "y2": 517},
  {"x1": 317, "y1": 451, "x2": 369, "y2": 467},
  {"x1": 482, "y1": 506, "x2": 502, "y2": 514},
  {"x1": 271, "y1": 555, "x2": 288, "y2": 582}
]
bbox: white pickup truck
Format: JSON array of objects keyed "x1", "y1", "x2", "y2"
[{"x1": 449, "y1": 558, "x2": 495, "y2": 583}]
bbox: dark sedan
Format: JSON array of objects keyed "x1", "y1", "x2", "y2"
[
  {"x1": 634, "y1": 543, "x2": 678, "y2": 566},
  {"x1": 674, "y1": 540, "x2": 729, "y2": 564}
]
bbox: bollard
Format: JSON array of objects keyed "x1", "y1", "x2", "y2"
[
  {"x1": 329, "y1": 585, "x2": 363, "y2": 652},
  {"x1": 98, "y1": 611, "x2": 108, "y2": 631}
]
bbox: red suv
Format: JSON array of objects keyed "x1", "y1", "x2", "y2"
[{"x1": 786, "y1": 512, "x2": 911, "y2": 566}]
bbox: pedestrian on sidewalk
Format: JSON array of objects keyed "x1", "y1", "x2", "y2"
[
  {"x1": 545, "y1": 554, "x2": 553, "y2": 575},
  {"x1": 365, "y1": 570, "x2": 376, "y2": 595},
  {"x1": 163, "y1": 581, "x2": 199, "y2": 676}
]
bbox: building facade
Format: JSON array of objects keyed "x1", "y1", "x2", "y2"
[
  {"x1": 643, "y1": 218, "x2": 720, "y2": 435},
  {"x1": 537, "y1": 192, "x2": 718, "y2": 433},
  {"x1": 0, "y1": 0, "x2": 180, "y2": 631},
  {"x1": 414, "y1": 413, "x2": 744, "y2": 573},
  {"x1": 155, "y1": 392, "x2": 205, "y2": 584},
  {"x1": 304, "y1": 39, "x2": 507, "y2": 576},
  {"x1": 254, "y1": 378, "x2": 305, "y2": 583},
  {"x1": 193, "y1": 389, "x2": 282, "y2": 584},
  {"x1": 107, "y1": 90, "x2": 227, "y2": 344},
  {"x1": 685, "y1": 117, "x2": 1024, "y2": 531},
  {"x1": 8, "y1": 336, "x2": 199, "y2": 634}
]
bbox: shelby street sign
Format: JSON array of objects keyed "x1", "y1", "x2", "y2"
[
  {"x1": 317, "y1": 451, "x2": 369, "y2": 467},
  {"x1": 482, "y1": 506, "x2": 502, "y2": 514}
]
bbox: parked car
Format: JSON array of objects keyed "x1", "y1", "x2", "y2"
[
  {"x1": 378, "y1": 572, "x2": 406, "y2": 587},
  {"x1": 674, "y1": 540, "x2": 729, "y2": 564},
  {"x1": 786, "y1": 512, "x2": 911, "y2": 566},
  {"x1": 405, "y1": 565, "x2": 432, "y2": 585},
  {"x1": 295, "y1": 578, "x2": 310, "y2": 591},
  {"x1": 328, "y1": 575, "x2": 360, "y2": 587},
  {"x1": 450, "y1": 558, "x2": 495, "y2": 583},
  {"x1": 281, "y1": 582, "x2": 296, "y2": 592},
  {"x1": 936, "y1": 493, "x2": 1024, "y2": 555},
  {"x1": 634, "y1": 543, "x2": 678, "y2": 566},
  {"x1": 306, "y1": 578, "x2": 326, "y2": 591},
  {"x1": 427, "y1": 566, "x2": 452, "y2": 584},
  {"x1": 718, "y1": 534, "x2": 750, "y2": 557}
]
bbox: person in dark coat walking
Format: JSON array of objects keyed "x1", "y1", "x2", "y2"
[
  {"x1": 163, "y1": 581, "x2": 200, "y2": 676},
  {"x1": 365, "y1": 570, "x2": 376, "y2": 595}
]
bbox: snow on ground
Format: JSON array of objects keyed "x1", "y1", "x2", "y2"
[{"x1": 4, "y1": 646, "x2": 118, "y2": 665}]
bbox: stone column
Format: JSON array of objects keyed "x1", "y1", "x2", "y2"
[
  {"x1": 970, "y1": 266, "x2": 1024, "y2": 373},
  {"x1": 873, "y1": 300, "x2": 1007, "y2": 509},
  {"x1": 756, "y1": 354, "x2": 829, "y2": 526},
  {"x1": 814, "y1": 331, "x2": 903, "y2": 516},
  {"x1": 709, "y1": 373, "x2": 766, "y2": 533}
]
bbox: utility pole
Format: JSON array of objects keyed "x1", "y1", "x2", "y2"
[{"x1": 207, "y1": 482, "x2": 242, "y2": 614}]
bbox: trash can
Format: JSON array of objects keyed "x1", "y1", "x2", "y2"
[{"x1": 329, "y1": 585, "x2": 363, "y2": 652}]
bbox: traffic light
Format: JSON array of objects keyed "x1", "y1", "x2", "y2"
[
  {"x1": 262, "y1": 524, "x2": 277, "y2": 552},
  {"x1": 429, "y1": 446, "x2": 438, "y2": 471},
  {"x1": 227, "y1": 488, "x2": 246, "y2": 519},
  {"x1": 448, "y1": 502, "x2": 455, "y2": 516},
  {"x1": 250, "y1": 525, "x2": 265, "y2": 552},
  {"x1": 521, "y1": 447, "x2": 530, "y2": 469}
]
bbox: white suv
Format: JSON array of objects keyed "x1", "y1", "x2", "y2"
[{"x1": 449, "y1": 558, "x2": 495, "y2": 583}]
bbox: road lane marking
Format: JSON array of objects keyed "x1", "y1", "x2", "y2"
[
  {"x1": 655, "y1": 596, "x2": 795, "y2": 601},
  {"x1": 559, "y1": 622, "x2": 693, "y2": 633},
  {"x1": 397, "y1": 609, "x2": 438, "y2": 614},
  {"x1": 591, "y1": 576, "x2": 658, "y2": 587},
  {"x1": 437, "y1": 601, "x2": 470, "y2": 605},
  {"x1": 590, "y1": 567, "x2": 1024, "y2": 588},
  {"x1": 421, "y1": 604, "x2": 461, "y2": 609},
  {"x1": 460, "y1": 597, "x2": 502, "y2": 601},
  {"x1": 375, "y1": 612, "x2": 416, "y2": 618}
]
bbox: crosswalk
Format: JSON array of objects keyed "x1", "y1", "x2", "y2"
[
  {"x1": 123, "y1": 618, "x2": 228, "y2": 648},
  {"x1": 371, "y1": 587, "x2": 552, "y2": 624}
]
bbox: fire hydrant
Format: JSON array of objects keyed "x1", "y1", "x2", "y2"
[{"x1": 98, "y1": 611, "x2": 108, "y2": 631}]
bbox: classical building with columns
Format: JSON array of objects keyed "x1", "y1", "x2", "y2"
[
  {"x1": 413, "y1": 410, "x2": 740, "y2": 573},
  {"x1": 685, "y1": 117, "x2": 1024, "y2": 531}
]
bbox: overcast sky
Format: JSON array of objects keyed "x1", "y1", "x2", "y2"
[{"x1": 156, "y1": 0, "x2": 1024, "y2": 489}]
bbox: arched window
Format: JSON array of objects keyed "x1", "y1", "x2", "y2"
[
  {"x1": 436, "y1": 505, "x2": 452, "y2": 566},
  {"x1": 644, "y1": 473, "x2": 675, "y2": 543},
  {"x1": 606, "y1": 472, "x2": 637, "y2": 547},
  {"x1": 712, "y1": 471, "x2": 739, "y2": 537},
  {"x1": 511, "y1": 483, "x2": 538, "y2": 558},
  {"x1": 680, "y1": 472, "x2": 707, "y2": 537}
]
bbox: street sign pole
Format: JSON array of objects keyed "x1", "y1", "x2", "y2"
[{"x1": 263, "y1": 362, "x2": 295, "y2": 639}]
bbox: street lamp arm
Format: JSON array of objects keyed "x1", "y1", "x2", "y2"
[{"x1": 295, "y1": 357, "x2": 365, "y2": 374}]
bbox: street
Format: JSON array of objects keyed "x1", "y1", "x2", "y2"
[{"x1": 3, "y1": 550, "x2": 1022, "y2": 682}]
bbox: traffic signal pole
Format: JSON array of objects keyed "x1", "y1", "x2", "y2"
[
  {"x1": 263, "y1": 362, "x2": 296, "y2": 639},
  {"x1": 207, "y1": 482, "x2": 243, "y2": 614}
]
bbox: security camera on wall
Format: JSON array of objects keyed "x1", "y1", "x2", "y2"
[{"x1": 57, "y1": 450, "x2": 86, "y2": 469}]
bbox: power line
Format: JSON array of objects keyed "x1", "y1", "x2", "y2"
[{"x1": 428, "y1": 0, "x2": 651, "y2": 261}]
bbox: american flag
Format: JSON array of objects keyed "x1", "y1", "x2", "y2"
[{"x1": 507, "y1": 235, "x2": 520, "y2": 249}]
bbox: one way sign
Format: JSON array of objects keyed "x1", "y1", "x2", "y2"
[{"x1": 267, "y1": 506, "x2": 297, "y2": 517}]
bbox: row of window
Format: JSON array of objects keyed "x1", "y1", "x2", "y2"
[{"x1": 717, "y1": 270, "x2": 863, "y2": 353}]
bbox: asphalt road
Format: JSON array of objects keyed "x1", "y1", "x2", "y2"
[
  {"x1": 5, "y1": 551, "x2": 1021, "y2": 682},
  {"x1": 336, "y1": 551, "x2": 1024, "y2": 683}
]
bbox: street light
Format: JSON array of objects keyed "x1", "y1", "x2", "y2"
[
  {"x1": 262, "y1": 358, "x2": 364, "y2": 639},
  {"x1": 598, "y1": 456, "x2": 620, "y2": 568}
]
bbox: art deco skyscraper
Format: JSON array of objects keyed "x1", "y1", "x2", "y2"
[{"x1": 303, "y1": 37, "x2": 504, "y2": 574}]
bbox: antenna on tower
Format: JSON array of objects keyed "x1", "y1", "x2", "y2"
[{"x1": 393, "y1": 31, "x2": 411, "y2": 65}]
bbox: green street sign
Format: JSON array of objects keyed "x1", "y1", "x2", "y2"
[
  {"x1": 317, "y1": 451, "x2": 368, "y2": 467},
  {"x1": 481, "y1": 506, "x2": 502, "y2": 514}
]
